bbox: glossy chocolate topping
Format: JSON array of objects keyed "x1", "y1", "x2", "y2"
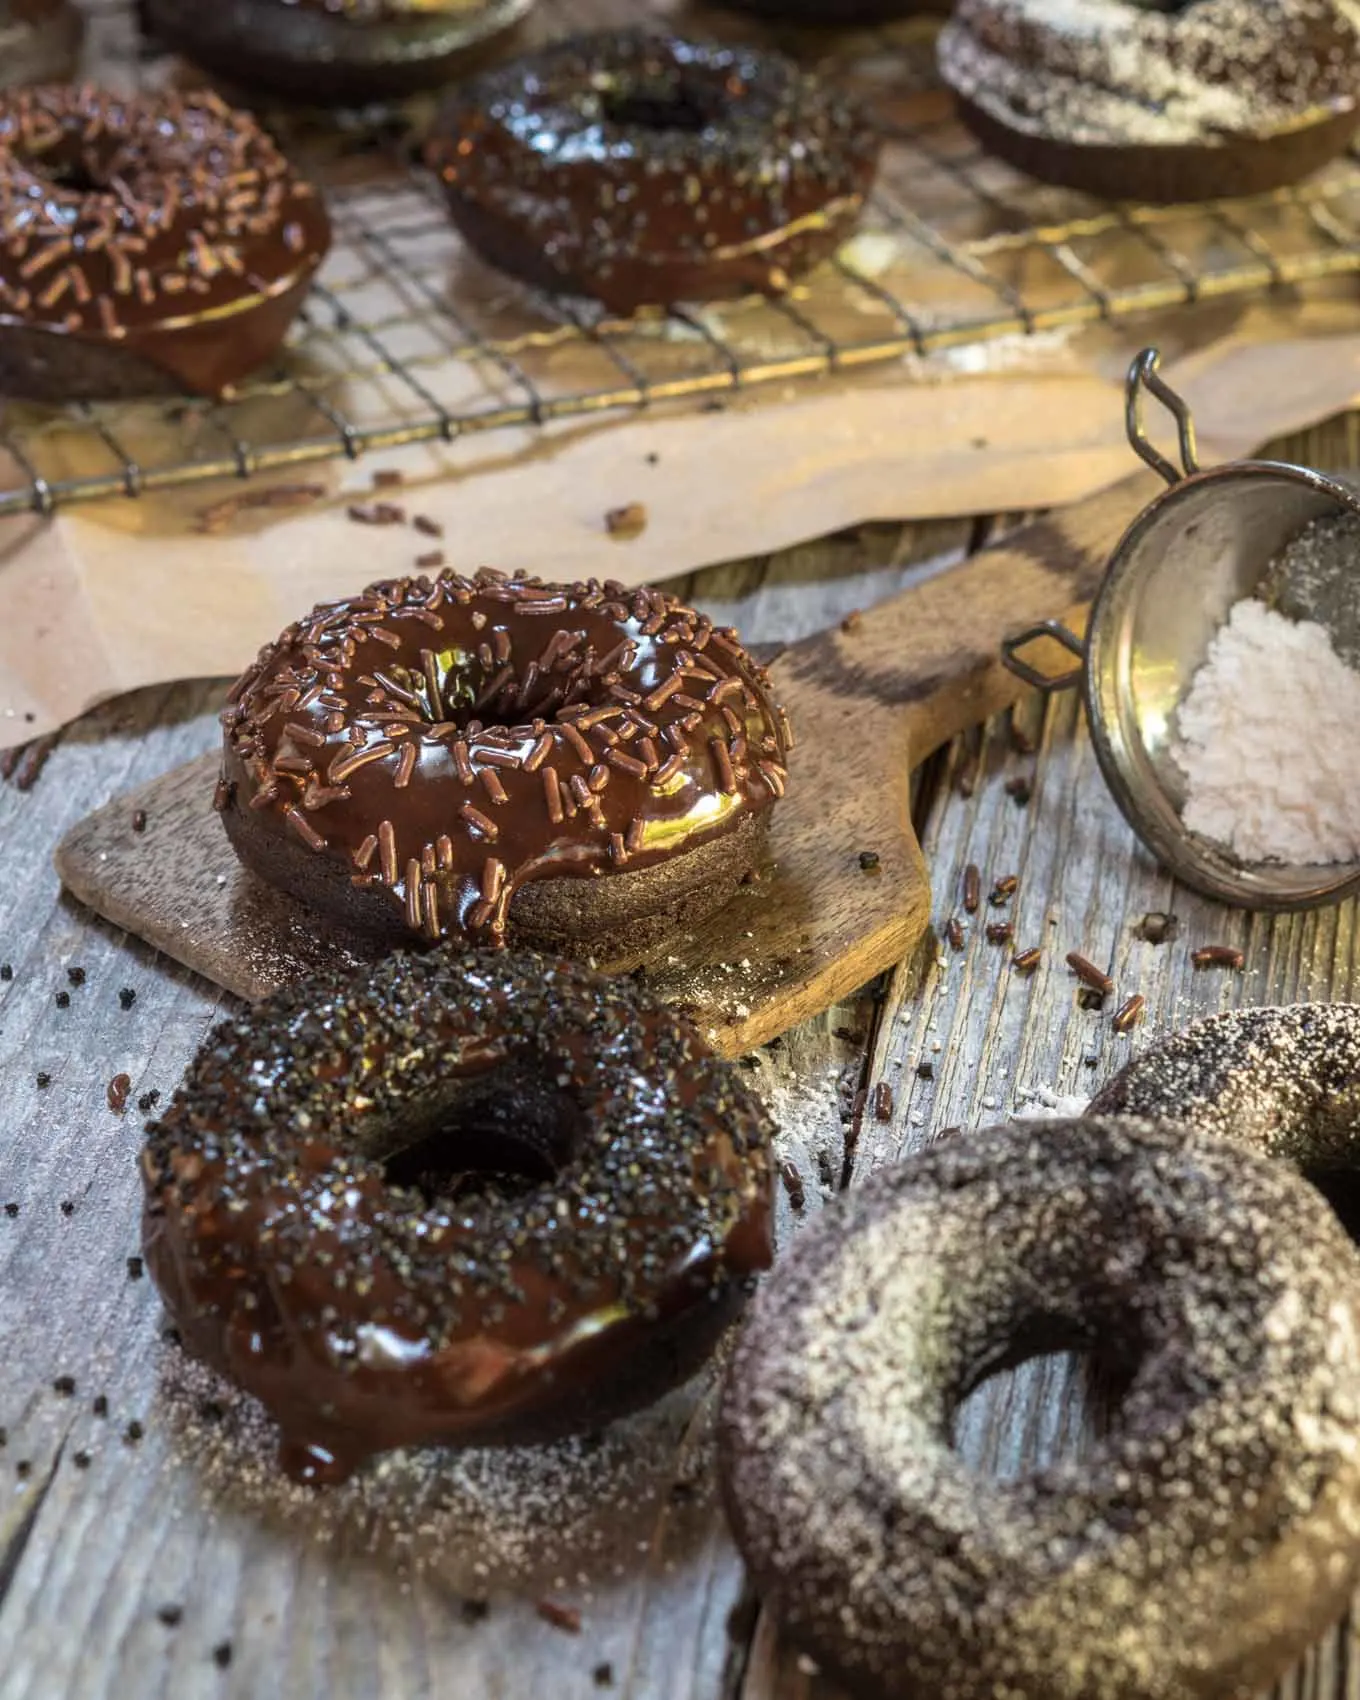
[
  {"x1": 218, "y1": 569, "x2": 793, "y2": 946},
  {"x1": 0, "y1": 86, "x2": 330, "y2": 396},
  {"x1": 142, "y1": 949, "x2": 775, "y2": 1484},
  {"x1": 425, "y1": 29, "x2": 881, "y2": 312}
]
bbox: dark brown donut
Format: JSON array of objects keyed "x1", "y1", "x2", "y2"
[
  {"x1": 142, "y1": 948, "x2": 774, "y2": 1485},
  {"x1": 0, "y1": 85, "x2": 330, "y2": 402},
  {"x1": 143, "y1": 0, "x2": 534, "y2": 108},
  {"x1": 1090, "y1": 1003, "x2": 1360, "y2": 1234},
  {"x1": 424, "y1": 29, "x2": 881, "y2": 313},
  {"x1": 0, "y1": 0, "x2": 82, "y2": 88},
  {"x1": 720, "y1": 1115, "x2": 1360, "y2": 1700},
  {"x1": 937, "y1": 0, "x2": 1360, "y2": 202},
  {"x1": 217, "y1": 568, "x2": 793, "y2": 957}
]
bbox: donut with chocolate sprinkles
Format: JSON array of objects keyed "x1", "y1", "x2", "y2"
[
  {"x1": 424, "y1": 29, "x2": 881, "y2": 313},
  {"x1": 0, "y1": 0, "x2": 83, "y2": 89},
  {"x1": 938, "y1": 0, "x2": 1360, "y2": 203},
  {"x1": 721, "y1": 1116, "x2": 1360, "y2": 1700},
  {"x1": 0, "y1": 85, "x2": 330, "y2": 402},
  {"x1": 142, "y1": 949, "x2": 775, "y2": 1485},
  {"x1": 217, "y1": 567, "x2": 792, "y2": 956},
  {"x1": 1090, "y1": 1003, "x2": 1360, "y2": 1235},
  {"x1": 143, "y1": 0, "x2": 535, "y2": 108}
]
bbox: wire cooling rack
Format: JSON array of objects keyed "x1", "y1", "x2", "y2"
[{"x1": 3, "y1": 27, "x2": 1360, "y2": 516}]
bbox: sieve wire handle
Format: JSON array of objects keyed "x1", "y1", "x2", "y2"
[{"x1": 1125, "y1": 348, "x2": 1200, "y2": 486}]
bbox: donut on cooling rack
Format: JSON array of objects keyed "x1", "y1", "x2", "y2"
[
  {"x1": 720, "y1": 1116, "x2": 1360, "y2": 1700},
  {"x1": 143, "y1": 948, "x2": 775, "y2": 1484},
  {"x1": 0, "y1": 0, "x2": 82, "y2": 88},
  {"x1": 217, "y1": 568, "x2": 793, "y2": 957},
  {"x1": 937, "y1": 0, "x2": 1360, "y2": 203},
  {"x1": 1090, "y1": 1003, "x2": 1360, "y2": 1230},
  {"x1": 142, "y1": 0, "x2": 535, "y2": 107},
  {"x1": 0, "y1": 85, "x2": 330, "y2": 403},
  {"x1": 424, "y1": 29, "x2": 882, "y2": 313}
]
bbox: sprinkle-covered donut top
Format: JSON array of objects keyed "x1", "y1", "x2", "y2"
[
  {"x1": 219, "y1": 568, "x2": 793, "y2": 945},
  {"x1": 0, "y1": 85, "x2": 329, "y2": 384},
  {"x1": 939, "y1": 0, "x2": 1360, "y2": 148},
  {"x1": 142, "y1": 948, "x2": 775, "y2": 1479}
]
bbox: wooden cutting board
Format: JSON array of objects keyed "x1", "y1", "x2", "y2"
[{"x1": 55, "y1": 471, "x2": 1158, "y2": 1055}]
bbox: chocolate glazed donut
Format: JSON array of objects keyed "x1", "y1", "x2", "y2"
[
  {"x1": 1090, "y1": 1003, "x2": 1360, "y2": 1236},
  {"x1": 720, "y1": 1118, "x2": 1360, "y2": 1700},
  {"x1": 0, "y1": 86, "x2": 330, "y2": 402},
  {"x1": 143, "y1": 0, "x2": 535, "y2": 108},
  {"x1": 425, "y1": 29, "x2": 881, "y2": 313},
  {"x1": 217, "y1": 569, "x2": 793, "y2": 957},
  {"x1": 142, "y1": 950, "x2": 775, "y2": 1485}
]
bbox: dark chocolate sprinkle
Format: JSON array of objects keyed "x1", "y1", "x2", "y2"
[
  {"x1": 212, "y1": 1642, "x2": 233, "y2": 1669},
  {"x1": 157, "y1": 1605, "x2": 183, "y2": 1628},
  {"x1": 119, "y1": 988, "x2": 137, "y2": 1010}
]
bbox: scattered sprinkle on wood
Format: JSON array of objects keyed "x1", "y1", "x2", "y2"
[
  {"x1": 347, "y1": 500, "x2": 405, "y2": 527},
  {"x1": 963, "y1": 864, "x2": 980, "y2": 912},
  {"x1": 131, "y1": 809, "x2": 147, "y2": 834},
  {"x1": 872, "y1": 1082, "x2": 894, "y2": 1121},
  {"x1": 985, "y1": 921, "x2": 1013, "y2": 945},
  {"x1": 536, "y1": 1600, "x2": 582, "y2": 1634},
  {"x1": 1112, "y1": 993, "x2": 1146, "y2": 1033},
  {"x1": 1004, "y1": 775, "x2": 1032, "y2": 806},
  {"x1": 780, "y1": 1160, "x2": 806, "y2": 1211},
  {"x1": 415, "y1": 550, "x2": 445, "y2": 569},
  {"x1": 605, "y1": 501, "x2": 648, "y2": 540},
  {"x1": 989, "y1": 875, "x2": 1018, "y2": 905},
  {"x1": 107, "y1": 1074, "x2": 131, "y2": 1114},
  {"x1": 413, "y1": 514, "x2": 444, "y2": 538},
  {"x1": 1191, "y1": 944, "x2": 1245, "y2": 970},
  {"x1": 194, "y1": 482, "x2": 325, "y2": 534},
  {"x1": 371, "y1": 469, "x2": 404, "y2": 489},
  {"x1": 945, "y1": 916, "x2": 964, "y2": 951},
  {"x1": 1011, "y1": 945, "x2": 1042, "y2": 974},
  {"x1": 1065, "y1": 953, "x2": 1114, "y2": 996},
  {"x1": 858, "y1": 850, "x2": 880, "y2": 873}
]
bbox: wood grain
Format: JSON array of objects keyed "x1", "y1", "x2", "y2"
[{"x1": 53, "y1": 473, "x2": 1158, "y2": 1055}]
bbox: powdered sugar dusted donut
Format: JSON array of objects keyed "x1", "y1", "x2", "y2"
[
  {"x1": 1090, "y1": 1004, "x2": 1360, "y2": 1229},
  {"x1": 938, "y1": 0, "x2": 1360, "y2": 202},
  {"x1": 720, "y1": 1117, "x2": 1360, "y2": 1700}
]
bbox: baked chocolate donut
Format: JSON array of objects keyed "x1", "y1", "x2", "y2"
[
  {"x1": 0, "y1": 0, "x2": 83, "y2": 87},
  {"x1": 425, "y1": 29, "x2": 881, "y2": 313},
  {"x1": 1091, "y1": 1003, "x2": 1360, "y2": 1234},
  {"x1": 721, "y1": 1117, "x2": 1360, "y2": 1700},
  {"x1": 217, "y1": 568, "x2": 792, "y2": 957},
  {"x1": 938, "y1": 0, "x2": 1360, "y2": 203},
  {"x1": 0, "y1": 86, "x2": 330, "y2": 402},
  {"x1": 143, "y1": 0, "x2": 534, "y2": 108},
  {"x1": 143, "y1": 948, "x2": 775, "y2": 1485}
]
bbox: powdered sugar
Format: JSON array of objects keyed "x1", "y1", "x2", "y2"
[{"x1": 1171, "y1": 597, "x2": 1360, "y2": 866}]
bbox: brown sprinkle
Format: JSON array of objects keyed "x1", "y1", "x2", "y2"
[
  {"x1": 536, "y1": 1600, "x2": 581, "y2": 1635},
  {"x1": 416, "y1": 550, "x2": 446, "y2": 569},
  {"x1": 106, "y1": 1074, "x2": 131, "y2": 1115},
  {"x1": 944, "y1": 917, "x2": 964, "y2": 951},
  {"x1": 604, "y1": 502, "x2": 648, "y2": 541},
  {"x1": 131, "y1": 809, "x2": 147, "y2": 833},
  {"x1": 1112, "y1": 994, "x2": 1146, "y2": 1033},
  {"x1": 1065, "y1": 953, "x2": 1114, "y2": 997},
  {"x1": 347, "y1": 501, "x2": 405, "y2": 527},
  {"x1": 872, "y1": 1082, "x2": 894, "y2": 1122},
  {"x1": 989, "y1": 875, "x2": 1018, "y2": 906},
  {"x1": 413, "y1": 514, "x2": 444, "y2": 538},
  {"x1": 1011, "y1": 946, "x2": 1042, "y2": 975},
  {"x1": 985, "y1": 921, "x2": 1013, "y2": 945},
  {"x1": 780, "y1": 1161, "x2": 806, "y2": 1211},
  {"x1": 1192, "y1": 944, "x2": 1245, "y2": 970},
  {"x1": 962, "y1": 863, "x2": 981, "y2": 913},
  {"x1": 372, "y1": 469, "x2": 404, "y2": 489}
]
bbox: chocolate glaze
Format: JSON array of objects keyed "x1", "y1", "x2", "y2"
[
  {"x1": 145, "y1": 0, "x2": 535, "y2": 107},
  {"x1": 218, "y1": 568, "x2": 793, "y2": 947},
  {"x1": 0, "y1": 86, "x2": 330, "y2": 400},
  {"x1": 142, "y1": 949, "x2": 775, "y2": 1484},
  {"x1": 425, "y1": 29, "x2": 882, "y2": 313}
]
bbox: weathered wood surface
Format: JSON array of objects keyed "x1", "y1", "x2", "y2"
[
  {"x1": 2, "y1": 416, "x2": 1360, "y2": 1700},
  {"x1": 54, "y1": 472, "x2": 1158, "y2": 1054}
]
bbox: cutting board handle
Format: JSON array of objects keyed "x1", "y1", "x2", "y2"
[{"x1": 772, "y1": 470, "x2": 1159, "y2": 762}]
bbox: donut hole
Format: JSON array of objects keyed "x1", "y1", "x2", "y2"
[
  {"x1": 384, "y1": 640, "x2": 604, "y2": 730},
  {"x1": 379, "y1": 1060, "x2": 586, "y2": 1209},
  {"x1": 951, "y1": 1316, "x2": 1139, "y2": 1480},
  {"x1": 1300, "y1": 1165, "x2": 1360, "y2": 1243}
]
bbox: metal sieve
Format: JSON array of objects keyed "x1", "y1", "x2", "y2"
[{"x1": 1001, "y1": 347, "x2": 1360, "y2": 913}]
